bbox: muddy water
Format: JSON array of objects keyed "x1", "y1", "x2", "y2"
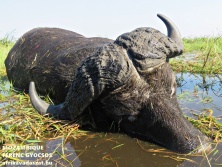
[
  {"x1": 1, "y1": 73, "x2": 222, "y2": 167},
  {"x1": 8, "y1": 133, "x2": 222, "y2": 167}
]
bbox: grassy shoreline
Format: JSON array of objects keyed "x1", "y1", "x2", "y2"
[
  {"x1": 170, "y1": 37, "x2": 222, "y2": 74},
  {"x1": 0, "y1": 40, "x2": 13, "y2": 70}
]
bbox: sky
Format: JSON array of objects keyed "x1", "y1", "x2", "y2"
[{"x1": 1, "y1": 0, "x2": 222, "y2": 40}]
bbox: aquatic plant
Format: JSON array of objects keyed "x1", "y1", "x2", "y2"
[{"x1": 187, "y1": 109, "x2": 222, "y2": 142}]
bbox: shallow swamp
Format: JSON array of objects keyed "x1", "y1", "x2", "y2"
[
  {"x1": 1, "y1": 37, "x2": 222, "y2": 166},
  {"x1": 0, "y1": 72, "x2": 222, "y2": 167}
]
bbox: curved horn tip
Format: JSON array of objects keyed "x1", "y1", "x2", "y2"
[
  {"x1": 156, "y1": 13, "x2": 183, "y2": 48},
  {"x1": 156, "y1": 13, "x2": 181, "y2": 37},
  {"x1": 157, "y1": 13, "x2": 169, "y2": 21},
  {"x1": 157, "y1": 13, "x2": 164, "y2": 18},
  {"x1": 29, "y1": 81, "x2": 49, "y2": 115},
  {"x1": 157, "y1": 13, "x2": 171, "y2": 20}
]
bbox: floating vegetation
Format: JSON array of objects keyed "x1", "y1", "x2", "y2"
[
  {"x1": 137, "y1": 139, "x2": 222, "y2": 167},
  {"x1": 0, "y1": 91, "x2": 86, "y2": 144},
  {"x1": 187, "y1": 109, "x2": 222, "y2": 142},
  {"x1": 201, "y1": 96, "x2": 213, "y2": 104},
  {"x1": 177, "y1": 91, "x2": 214, "y2": 104},
  {"x1": 177, "y1": 91, "x2": 196, "y2": 102}
]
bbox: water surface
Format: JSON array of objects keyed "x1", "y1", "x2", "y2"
[{"x1": 176, "y1": 73, "x2": 222, "y2": 119}]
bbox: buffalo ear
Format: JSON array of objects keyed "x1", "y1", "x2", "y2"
[
  {"x1": 114, "y1": 28, "x2": 167, "y2": 72},
  {"x1": 114, "y1": 28, "x2": 167, "y2": 60}
]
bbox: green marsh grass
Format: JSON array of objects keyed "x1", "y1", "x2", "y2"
[
  {"x1": 0, "y1": 38, "x2": 14, "y2": 69},
  {"x1": 170, "y1": 36, "x2": 222, "y2": 74}
]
